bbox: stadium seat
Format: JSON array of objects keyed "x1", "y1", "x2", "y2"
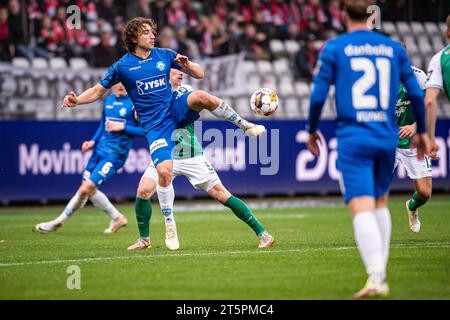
[
  {"x1": 49, "y1": 57, "x2": 67, "y2": 69},
  {"x1": 432, "y1": 35, "x2": 445, "y2": 52},
  {"x1": 272, "y1": 58, "x2": 290, "y2": 76},
  {"x1": 439, "y1": 23, "x2": 446, "y2": 35},
  {"x1": 278, "y1": 78, "x2": 295, "y2": 97},
  {"x1": 247, "y1": 74, "x2": 261, "y2": 94},
  {"x1": 424, "y1": 22, "x2": 439, "y2": 36},
  {"x1": 69, "y1": 58, "x2": 88, "y2": 70},
  {"x1": 261, "y1": 74, "x2": 277, "y2": 92},
  {"x1": 284, "y1": 40, "x2": 300, "y2": 56},
  {"x1": 403, "y1": 35, "x2": 418, "y2": 54},
  {"x1": 31, "y1": 57, "x2": 48, "y2": 69},
  {"x1": 294, "y1": 81, "x2": 310, "y2": 97},
  {"x1": 410, "y1": 22, "x2": 425, "y2": 35},
  {"x1": 257, "y1": 60, "x2": 273, "y2": 74},
  {"x1": 417, "y1": 35, "x2": 432, "y2": 55},
  {"x1": 396, "y1": 21, "x2": 411, "y2": 34},
  {"x1": 11, "y1": 57, "x2": 30, "y2": 68},
  {"x1": 283, "y1": 98, "x2": 301, "y2": 119},
  {"x1": 269, "y1": 39, "x2": 286, "y2": 57},
  {"x1": 382, "y1": 21, "x2": 397, "y2": 36},
  {"x1": 235, "y1": 97, "x2": 255, "y2": 118},
  {"x1": 243, "y1": 60, "x2": 257, "y2": 74},
  {"x1": 411, "y1": 56, "x2": 423, "y2": 70}
]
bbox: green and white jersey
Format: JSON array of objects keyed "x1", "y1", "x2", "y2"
[
  {"x1": 396, "y1": 66, "x2": 427, "y2": 149},
  {"x1": 173, "y1": 84, "x2": 203, "y2": 160},
  {"x1": 426, "y1": 44, "x2": 450, "y2": 101}
]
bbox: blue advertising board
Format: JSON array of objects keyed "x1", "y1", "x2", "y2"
[{"x1": 0, "y1": 120, "x2": 449, "y2": 202}]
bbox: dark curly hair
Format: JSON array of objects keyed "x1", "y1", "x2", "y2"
[{"x1": 122, "y1": 17, "x2": 157, "y2": 53}]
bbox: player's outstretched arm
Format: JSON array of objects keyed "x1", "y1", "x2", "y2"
[
  {"x1": 62, "y1": 83, "x2": 108, "y2": 108},
  {"x1": 175, "y1": 54, "x2": 204, "y2": 79},
  {"x1": 106, "y1": 121, "x2": 146, "y2": 138}
]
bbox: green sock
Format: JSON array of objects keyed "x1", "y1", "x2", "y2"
[
  {"x1": 408, "y1": 192, "x2": 428, "y2": 211},
  {"x1": 135, "y1": 197, "x2": 152, "y2": 238},
  {"x1": 224, "y1": 195, "x2": 265, "y2": 236}
]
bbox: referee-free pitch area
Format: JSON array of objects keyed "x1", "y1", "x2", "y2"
[{"x1": 0, "y1": 196, "x2": 449, "y2": 299}]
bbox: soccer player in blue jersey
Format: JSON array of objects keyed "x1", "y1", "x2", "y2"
[
  {"x1": 61, "y1": 17, "x2": 266, "y2": 243},
  {"x1": 306, "y1": 0, "x2": 430, "y2": 298},
  {"x1": 34, "y1": 83, "x2": 146, "y2": 234}
]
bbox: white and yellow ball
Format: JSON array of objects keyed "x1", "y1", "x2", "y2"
[{"x1": 250, "y1": 88, "x2": 279, "y2": 116}]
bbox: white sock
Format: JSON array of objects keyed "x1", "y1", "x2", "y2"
[
  {"x1": 210, "y1": 100, "x2": 249, "y2": 130},
  {"x1": 90, "y1": 190, "x2": 122, "y2": 221},
  {"x1": 374, "y1": 207, "x2": 392, "y2": 269},
  {"x1": 352, "y1": 211, "x2": 386, "y2": 282},
  {"x1": 54, "y1": 193, "x2": 88, "y2": 224},
  {"x1": 157, "y1": 183, "x2": 176, "y2": 226}
]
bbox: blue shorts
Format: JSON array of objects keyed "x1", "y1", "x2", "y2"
[
  {"x1": 83, "y1": 151, "x2": 124, "y2": 187},
  {"x1": 147, "y1": 91, "x2": 200, "y2": 167},
  {"x1": 336, "y1": 139, "x2": 396, "y2": 203}
]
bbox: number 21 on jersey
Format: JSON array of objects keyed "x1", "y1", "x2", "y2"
[{"x1": 351, "y1": 57, "x2": 391, "y2": 110}]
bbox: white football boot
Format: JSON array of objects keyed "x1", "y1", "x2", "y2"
[
  {"x1": 258, "y1": 231, "x2": 275, "y2": 248},
  {"x1": 354, "y1": 277, "x2": 390, "y2": 299},
  {"x1": 127, "y1": 237, "x2": 151, "y2": 250},
  {"x1": 33, "y1": 221, "x2": 62, "y2": 234},
  {"x1": 243, "y1": 122, "x2": 266, "y2": 137},
  {"x1": 104, "y1": 215, "x2": 128, "y2": 234},
  {"x1": 165, "y1": 224, "x2": 180, "y2": 251},
  {"x1": 406, "y1": 200, "x2": 421, "y2": 233}
]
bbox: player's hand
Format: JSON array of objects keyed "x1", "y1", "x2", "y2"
[
  {"x1": 307, "y1": 132, "x2": 323, "y2": 157},
  {"x1": 62, "y1": 92, "x2": 78, "y2": 109},
  {"x1": 81, "y1": 140, "x2": 95, "y2": 153},
  {"x1": 428, "y1": 140, "x2": 440, "y2": 160},
  {"x1": 106, "y1": 121, "x2": 125, "y2": 132},
  {"x1": 399, "y1": 123, "x2": 416, "y2": 139},
  {"x1": 174, "y1": 54, "x2": 190, "y2": 69},
  {"x1": 411, "y1": 133, "x2": 431, "y2": 161}
]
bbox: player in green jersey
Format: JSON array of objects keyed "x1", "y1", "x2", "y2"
[
  {"x1": 394, "y1": 66, "x2": 432, "y2": 233},
  {"x1": 112, "y1": 69, "x2": 274, "y2": 251},
  {"x1": 425, "y1": 14, "x2": 450, "y2": 160}
]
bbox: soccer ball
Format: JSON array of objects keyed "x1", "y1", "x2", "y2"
[{"x1": 250, "y1": 88, "x2": 279, "y2": 116}]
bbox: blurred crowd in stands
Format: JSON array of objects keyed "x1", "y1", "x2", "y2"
[{"x1": 0, "y1": 0, "x2": 444, "y2": 80}]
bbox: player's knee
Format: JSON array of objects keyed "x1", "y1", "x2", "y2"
[
  {"x1": 137, "y1": 186, "x2": 155, "y2": 200},
  {"x1": 417, "y1": 185, "x2": 432, "y2": 200},
  {"x1": 157, "y1": 168, "x2": 172, "y2": 185},
  {"x1": 78, "y1": 183, "x2": 96, "y2": 198},
  {"x1": 208, "y1": 185, "x2": 230, "y2": 203},
  {"x1": 191, "y1": 90, "x2": 216, "y2": 108}
]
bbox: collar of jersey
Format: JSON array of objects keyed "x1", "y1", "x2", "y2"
[{"x1": 129, "y1": 49, "x2": 154, "y2": 61}]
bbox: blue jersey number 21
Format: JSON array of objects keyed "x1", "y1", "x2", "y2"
[{"x1": 350, "y1": 57, "x2": 391, "y2": 110}]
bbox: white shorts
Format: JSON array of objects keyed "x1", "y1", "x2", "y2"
[
  {"x1": 394, "y1": 148, "x2": 432, "y2": 180},
  {"x1": 143, "y1": 155, "x2": 221, "y2": 192}
]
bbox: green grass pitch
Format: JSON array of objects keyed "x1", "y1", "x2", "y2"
[{"x1": 0, "y1": 195, "x2": 449, "y2": 300}]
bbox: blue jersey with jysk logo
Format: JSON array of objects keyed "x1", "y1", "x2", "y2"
[
  {"x1": 92, "y1": 94, "x2": 145, "y2": 161},
  {"x1": 99, "y1": 48, "x2": 182, "y2": 133}
]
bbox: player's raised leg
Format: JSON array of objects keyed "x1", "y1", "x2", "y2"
[
  {"x1": 186, "y1": 90, "x2": 266, "y2": 137},
  {"x1": 206, "y1": 183, "x2": 274, "y2": 248},
  {"x1": 33, "y1": 180, "x2": 94, "y2": 233},
  {"x1": 89, "y1": 189, "x2": 128, "y2": 234}
]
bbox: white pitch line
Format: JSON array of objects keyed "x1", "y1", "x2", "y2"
[{"x1": 0, "y1": 242, "x2": 448, "y2": 268}]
